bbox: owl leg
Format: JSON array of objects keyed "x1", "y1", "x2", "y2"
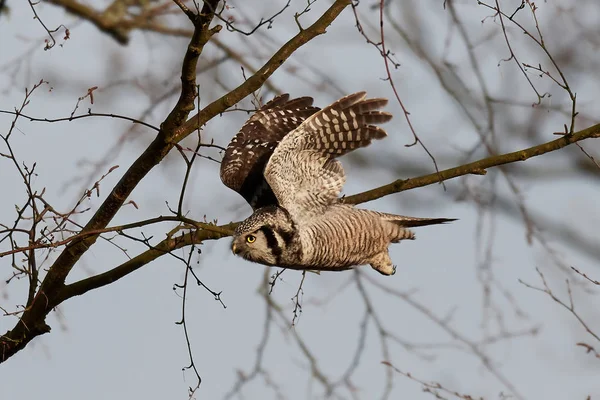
[{"x1": 369, "y1": 252, "x2": 396, "y2": 276}]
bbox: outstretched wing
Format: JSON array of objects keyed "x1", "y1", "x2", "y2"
[
  {"x1": 220, "y1": 94, "x2": 319, "y2": 209},
  {"x1": 264, "y1": 92, "x2": 392, "y2": 220}
]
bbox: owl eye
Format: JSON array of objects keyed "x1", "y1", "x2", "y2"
[{"x1": 246, "y1": 235, "x2": 256, "y2": 243}]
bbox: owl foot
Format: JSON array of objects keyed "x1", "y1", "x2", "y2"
[
  {"x1": 372, "y1": 264, "x2": 395, "y2": 276},
  {"x1": 370, "y1": 263, "x2": 395, "y2": 276},
  {"x1": 370, "y1": 252, "x2": 396, "y2": 276}
]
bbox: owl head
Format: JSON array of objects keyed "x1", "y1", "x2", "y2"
[{"x1": 231, "y1": 206, "x2": 296, "y2": 266}]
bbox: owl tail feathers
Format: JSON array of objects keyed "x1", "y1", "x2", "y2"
[
  {"x1": 392, "y1": 217, "x2": 457, "y2": 228},
  {"x1": 380, "y1": 213, "x2": 457, "y2": 228},
  {"x1": 381, "y1": 214, "x2": 456, "y2": 243}
]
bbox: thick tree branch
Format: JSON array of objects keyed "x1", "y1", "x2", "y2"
[
  {"x1": 0, "y1": 0, "x2": 351, "y2": 364},
  {"x1": 55, "y1": 222, "x2": 236, "y2": 303},
  {"x1": 162, "y1": 0, "x2": 221, "y2": 136},
  {"x1": 0, "y1": 0, "x2": 219, "y2": 363}
]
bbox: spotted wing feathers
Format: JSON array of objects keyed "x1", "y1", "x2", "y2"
[
  {"x1": 220, "y1": 94, "x2": 319, "y2": 209},
  {"x1": 301, "y1": 92, "x2": 391, "y2": 156},
  {"x1": 265, "y1": 92, "x2": 392, "y2": 220}
]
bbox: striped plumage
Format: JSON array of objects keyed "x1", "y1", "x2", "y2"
[
  {"x1": 228, "y1": 92, "x2": 454, "y2": 275},
  {"x1": 299, "y1": 206, "x2": 416, "y2": 272}
]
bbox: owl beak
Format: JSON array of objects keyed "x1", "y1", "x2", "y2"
[{"x1": 232, "y1": 242, "x2": 239, "y2": 254}]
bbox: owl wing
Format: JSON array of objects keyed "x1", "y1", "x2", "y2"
[
  {"x1": 220, "y1": 94, "x2": 320, "y2": 209},
  {"x1": 264, "y1": 92, "x2": 392, "y2": 221}
]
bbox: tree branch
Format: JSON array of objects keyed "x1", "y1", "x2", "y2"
[
  {"x1": 45, "y1": 0, "x2": 130, "y2": 44},
  {"x1": 344, "y1": 123, "x2": 600, "y2": 205},
  {"x1": 0, "y1": 0, "x2": 352, "y2": 364},
  {"x1": 174, "y1": 0, "x2": 352, "y2": 141},
  {"x1": 55, "y1": 222, "x2": 236, "y2": 303},
  {"x1": 1, "y1": 0, "x2": 218, "y2": 363}
]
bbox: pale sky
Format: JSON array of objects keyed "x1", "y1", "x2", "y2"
[{"x1": 1, "y1": 1, "x2": 599, "y2": 399}]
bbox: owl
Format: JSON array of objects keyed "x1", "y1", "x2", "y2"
[{"x1": 221, "y1": 92, "x2": 453, "y2": 275}]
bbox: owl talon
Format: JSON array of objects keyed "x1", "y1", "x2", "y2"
[{"x1": 392, "y1": 265, "x2": 397, "y2": 275}]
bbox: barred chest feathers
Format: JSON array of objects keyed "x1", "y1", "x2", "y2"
[{"x1": 297, "y1": 204, "x2": 405, "y2": 270}]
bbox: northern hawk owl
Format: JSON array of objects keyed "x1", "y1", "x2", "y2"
[{"x1": 220, "y1": 92, "x2": 453, "y2": 275}]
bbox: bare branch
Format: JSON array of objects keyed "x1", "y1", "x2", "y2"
[
  {"x1": 344, "y1": 123, "x2": 600, "y2": 205},
  {"x1": 519, "y1": 268, "x2": 600, "y2": 342}
]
